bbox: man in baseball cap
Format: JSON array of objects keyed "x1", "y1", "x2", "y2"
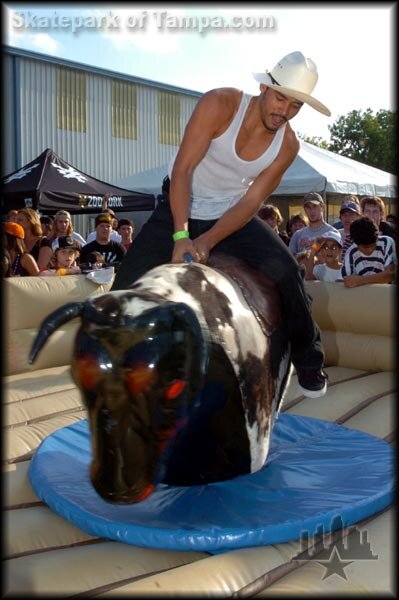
[
  {"x1": 95, "y1": 213, "x2": 113, "y2": 227},
  {"x1": 86, "y1": 212, "x2": 122, "y2": 244},
  {"x1": 80, "y1": 213, "x2": 126, "y2": 268},
  {"x1": 340, "y1": 199, "x2": 361, "y2": 216},
  {"x1": 338, "y1": 197, "x2": 361, "y2": 259},
  {"x1": 303, "y1": 192, "x2": 324, "y2": 206},
  {"x1": 289, "y1": 192, "x2": 338, "y2": 256}
]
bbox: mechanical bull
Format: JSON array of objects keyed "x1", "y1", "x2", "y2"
[{"x1": 30, "y1": 255, "x2": 292, "y2": 504}]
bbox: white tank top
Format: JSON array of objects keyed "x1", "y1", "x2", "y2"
[{"x1": 168, "y1": 92, "x2": 286, "y2": 220}]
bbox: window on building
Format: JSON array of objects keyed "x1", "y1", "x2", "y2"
[
  {"x1": 158, "y1": 91, "x2": 181, "y2": 146},
  {"x1": 56, "y1": 67, "x2": 87, "y2": 132},
  {"x1": 112, "y1": 80, "x2": 137, "y2": 140}
]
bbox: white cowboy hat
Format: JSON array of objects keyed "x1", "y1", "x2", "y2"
[{"x1": 253, "y1": 51, "x2": 331, "y2": 116}]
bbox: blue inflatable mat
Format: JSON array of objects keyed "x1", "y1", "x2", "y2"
[{"x1": 29, "y1": 414, "x2": 394, "y2": 554}]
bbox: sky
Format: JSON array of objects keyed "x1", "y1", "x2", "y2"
[{"x1": 2, "y1": 2, "x2": 396, "y2": 142}]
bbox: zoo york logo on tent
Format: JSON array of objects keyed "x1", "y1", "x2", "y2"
[
  {"x1": 79, "y1": 195, "x2": 124, "y2": 208},
  {"x1": 298, "y1": 515, "x2": 378, "y2": 581}
]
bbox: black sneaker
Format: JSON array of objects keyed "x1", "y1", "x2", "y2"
[{"x1": 297, "y1": 368, "x2": 328, "y2": 398}]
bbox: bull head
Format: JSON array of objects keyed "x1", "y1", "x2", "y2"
[{"x1": 30, "y1": 293, "x2": 208, "y2": 503}]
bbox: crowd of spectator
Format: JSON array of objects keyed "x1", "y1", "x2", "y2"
[
  {"x1": 2, "y1": 193, "x2": 396, "y2": 288},
  {"x1": 257, "y1": 193, "x2": 396, "y2": 286},
  {"x1": 2, "y1": 204, "x2": 134, "y2": 278}
]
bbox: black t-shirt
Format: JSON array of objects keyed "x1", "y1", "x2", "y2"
[
  {"x1": 79, "y1": 240, "x2": 126, "y2": 266},
  {"x1": 29, "y1": 236, "x2": 52, "y2": 262}
]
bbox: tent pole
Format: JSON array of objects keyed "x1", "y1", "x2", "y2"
[{"x1": 321, "y1": 177, "x2": 328, "y2": 222}]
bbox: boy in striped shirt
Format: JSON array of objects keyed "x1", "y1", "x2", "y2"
[{"x1": 342, "y1": 217, "x2": 396, "y2": 288}]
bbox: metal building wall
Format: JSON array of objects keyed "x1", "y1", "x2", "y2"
[
  {"x1": 2, "y1": 54, "x2": 17, "y2": 175},
  {"x1": 5, "y1": 50, "x2": 200, "y2": 183}
]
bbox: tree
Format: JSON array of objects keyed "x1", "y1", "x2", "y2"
[
  {"x1": 297, "y1": 133, "x2": 329, "y2": 149},
  {"x1": 327, "y1": 109, "x2": 397, "y2": 174}
]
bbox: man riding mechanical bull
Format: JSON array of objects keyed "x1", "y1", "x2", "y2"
[{"x1": 31, "y1": 52, "x2": 331, "y2": 504}]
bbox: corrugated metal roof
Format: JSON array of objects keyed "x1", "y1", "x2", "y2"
[{"x1": 3, "y1": 45, "x2": 203, "y2": 98}]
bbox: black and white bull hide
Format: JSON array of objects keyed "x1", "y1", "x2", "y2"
[{"x1": 30, "y1": 254, "x2": 292, "y2": 504}]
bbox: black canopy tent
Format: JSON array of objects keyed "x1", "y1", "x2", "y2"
[{"x1": 1, "y1": 148, "x2": 156, "y2": 214}]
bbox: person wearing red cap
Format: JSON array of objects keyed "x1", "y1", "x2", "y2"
[{"x1": 2, "y1": 222, "x2": 40, "y2": 277}]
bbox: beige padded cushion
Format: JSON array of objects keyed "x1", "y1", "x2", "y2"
[
  {"x1": 3, "y1": 365, "x2": 75, "y2": 406},
  {"x1": 3, "y1": 276, "x2": 395, "y2": 596},
  {"x1": 318, "y1": 330, "x2": 395, "y2": 371},
  {"x1": 305, "y1": 281, "x2": 393, "y2": 337},
  {"x1": 305, "y1": 282, "x2": 395, "y2": 371},
  {"x1": 4, "y1": 541, "x2": 208, "y2": 597},
  {"x1": 5, "y1": 274, "x2": 112, "y2": 329},
  {"x1": 4, "y1": 275, "x2": 113, "y2": 375},
  {"x1": 5, "y1": 326, "x2": 80, "y2": 375}
]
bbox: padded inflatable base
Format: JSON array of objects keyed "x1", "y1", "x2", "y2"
[{"x1": 29, "y1": 414, "x2": 393, "y2": 554}]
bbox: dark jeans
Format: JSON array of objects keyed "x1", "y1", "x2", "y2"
[{"x1": 112, "y1": 201, "x2": 324, "y2": 371}]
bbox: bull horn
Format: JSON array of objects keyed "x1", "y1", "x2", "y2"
[{"x1": 29, "y1": 302, "x2": 85, "y2": 364}]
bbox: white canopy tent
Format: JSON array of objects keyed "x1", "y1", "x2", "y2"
[
  {"x1": 116, "y1": 165, "x2": 169, "y2": 197},
  {"x1": 115, "y1": 141, "x2": 397, "y2": 199},
  {"x1": 273, "y1": 141, "x2": 397, "y2": 197}
]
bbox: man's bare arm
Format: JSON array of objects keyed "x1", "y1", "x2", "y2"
[{"x1": 169, "y1": 89, "x2": 239, "y2": 231}]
